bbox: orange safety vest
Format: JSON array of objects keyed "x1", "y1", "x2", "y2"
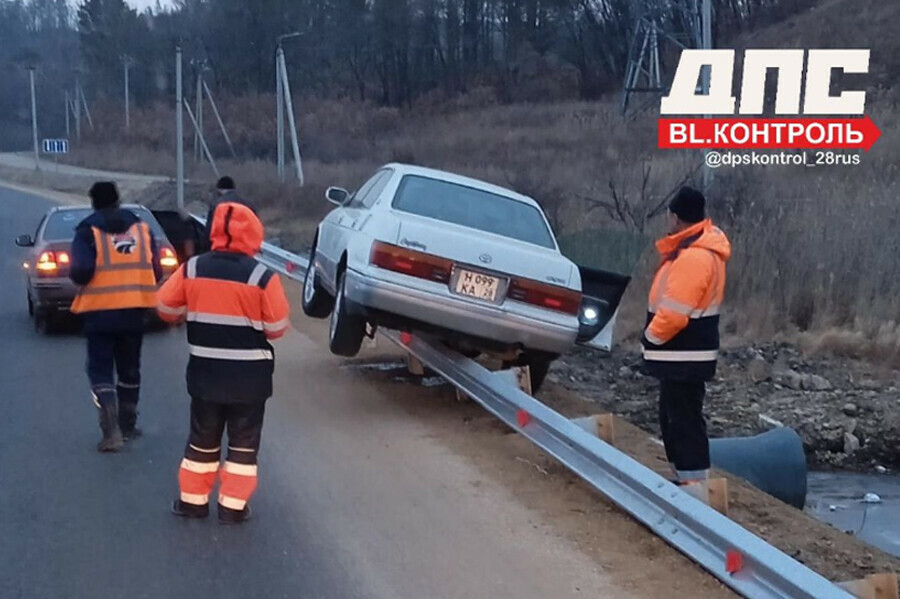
[{"x1": 71, "y1": 222, "x2": 158, "y2": 313}]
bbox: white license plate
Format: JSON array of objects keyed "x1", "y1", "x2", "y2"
[{"x1": 454, "y1": 269, "x2": 501, "y2": 302}]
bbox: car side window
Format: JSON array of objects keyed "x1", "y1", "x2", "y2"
[
  {"x1": 362, "y1": 169, "x2": 393, "y2": 208},
  {"x1": 349, "y1": 170, "x2": 389, "y2": 209}
]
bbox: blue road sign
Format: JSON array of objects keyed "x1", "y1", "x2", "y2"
[{"x1": 42, "y1": 139, "x2": 69, "y2": 154}]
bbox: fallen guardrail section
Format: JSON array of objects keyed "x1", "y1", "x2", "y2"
[{"x1": 192, "y1": 215, "x2": 855, "y2": 599}]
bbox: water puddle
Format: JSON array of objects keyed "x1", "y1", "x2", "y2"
[{"x1": 806, "y1": 471, "x2": 900, "y2": 557}]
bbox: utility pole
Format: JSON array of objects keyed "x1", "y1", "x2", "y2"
[
  {"x1": 123, "y1": 56, "x2": 134, "y2": 130},
  {"x1": 193, "y1": 61, "x2": 205, "y2": 162},
  {"x1": 176, "y1": 46, "x2": 184, "y2": 209},
  {"x1": 275, "y1": 32, "x2": 303, "y2": 185},
  {"x1": 27, "y1": 66, "x2": 39, "y2": 171},
  {"x1": 65, "y1": 90, "x2": 70, "y2": 137},
  {"x1": 276, "y1": 48, "x2": 284, "y2": 180},
  {"x1": 700, "y1": 0, "x2": 714, "y2": 193}
]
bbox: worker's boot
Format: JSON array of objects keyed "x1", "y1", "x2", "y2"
[
  {"x1": 171, "y1": 500, "x2": 209, "y2": 519},
  {"x1": 118, "y1": 401, "x2": 142, "y2": 441},
  {"x1": 97, "y1": 403, "x2": 124, "y2": 452},
  {"x1": 218, "y1": 504, "x2": 252, "y2": 525}
]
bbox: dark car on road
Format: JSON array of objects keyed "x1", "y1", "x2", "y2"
[{"x1": 14, "y1": 204, "x2": 199, "y2": 333}]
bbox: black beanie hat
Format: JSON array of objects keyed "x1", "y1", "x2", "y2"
[
  {"x1": 89, "y1": 181, "x2": 120, "y2": 210},
  {"x1": 668, "y1": 186, "x2": 706, "y2": 223},
  {"x1": 216, "y1": 176, "x2": 235, "y2": 191}
]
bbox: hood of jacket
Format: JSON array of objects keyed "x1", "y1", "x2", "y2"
[
  {"x1": 210, "y1": 201, "x2": 263, "y2": 255},
  {"x1": 77, "y1": 206, "x2": 140, "y2": 235},
  {"x1": 655, "y1": 218, "x2": 731, "y2": 262}
]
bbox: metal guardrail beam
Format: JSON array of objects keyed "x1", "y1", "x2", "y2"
[{"x1": 189, "y1": 213, "x2": 854, "y2": 599}]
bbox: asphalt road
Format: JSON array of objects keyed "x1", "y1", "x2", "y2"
[{"x1": 0, "y1": 184, "x2": 636, "y2": 599}]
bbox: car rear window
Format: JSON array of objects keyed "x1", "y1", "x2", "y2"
[
  {"x1": 43, "y1": 208, "x2": 166, "y2": 241},
  {"x1": 391, "y1": 175, "x2": 556, "y2": 249}
]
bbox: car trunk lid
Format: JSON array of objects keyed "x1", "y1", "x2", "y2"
[{"x1": 395, "y1": 214, "x2": 575, "y2": 288}]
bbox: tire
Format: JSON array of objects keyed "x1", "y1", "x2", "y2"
[
  {"x1": 301, "y1": 251, "x2": 333, "y2": 319},
  {"x1": 34, "y1": 308, "x2": 57, "y2": 335},
  {"x1": 328, "y1": 270, "x2": 366, "y2": 357},
  {"x1": 27, "y1": 294, "x2": 34, "y2": 317},
  {"x1": 504, "y1": 352, "x2": 556, "y2": 393}
]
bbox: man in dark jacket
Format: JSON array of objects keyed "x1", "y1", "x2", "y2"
[
  {"x1": 204, "y1": 176, "x2": 256, "y2": 243},
  {"x1": 70, "y1": 182, "x2": 162, "y2": 451}
]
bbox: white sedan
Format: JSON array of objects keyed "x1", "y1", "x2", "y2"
[{"x1": 302, "y1": 164, "x2": 629, "y2": 391}]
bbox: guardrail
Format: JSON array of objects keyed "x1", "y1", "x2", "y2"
[{"x1": 192, "y1": 213, "x2": 855, "y2": 599}]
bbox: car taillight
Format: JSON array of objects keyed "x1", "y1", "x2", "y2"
[
  {"x1": 36, "y1": 251, "x2": 60, "y2": 273},
  {"x1": 508, "y1": 277, "x2": 581, "y2": 315},
  {"x1": 57, "y1": 251, "x2": 70, "y2": 265},
  {"x1": 160, "y1": 247, "x2": 178, "y2": 268},
  {"x1": 370, "y1": 241, "x2": 452, "y2": 283}
]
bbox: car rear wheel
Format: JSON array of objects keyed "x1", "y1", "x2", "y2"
[
  {"x1": 328, "y1": 270, "x2": 366, "y2": 357},
  {"x1": 27, "y1": 294, "x2": 33, "y2": 317},
  {"x1": 504, "y1": 351, "x2": 556, "y2": 393},
  {"x1": 34, "y1": 308, "x2": 58, "y2": 335},
  {"x1": 301, "y1": 251, "x2": 333, "y2": 319}
]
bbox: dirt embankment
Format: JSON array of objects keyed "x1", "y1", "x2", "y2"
[{"x1": 553, "y1": 342, "x2": 900, "y2": 472}]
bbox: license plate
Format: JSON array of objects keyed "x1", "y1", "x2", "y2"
[{"x1": 454, "y1": 269, "x2": 501, "y2": 302}]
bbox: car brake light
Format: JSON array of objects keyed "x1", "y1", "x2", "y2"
[
  {"x1": 160, "y1": 247, "x2": 178, "y2": 268},
  {"x1": 57, "y1": 251, "x2": 70, "y2": 264},
  {"x1": 508, "y1": 277, "x2": 581, "y2": 315},
  {"x1": 36, "y1": 251, "x2": 59, "y2": 272},
  {"x1": 370, "y1": 241, "x2": 451, "y2": 283}
]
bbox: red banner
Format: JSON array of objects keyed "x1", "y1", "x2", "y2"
[{"x1": 658, "y1": 116, "x2": 881, "y2": 151}]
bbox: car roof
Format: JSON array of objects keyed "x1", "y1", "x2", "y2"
[
  {"x1": 382, "y1": 163, "x2": 542, "y2": 209},
  {"x1": 50, "y1": 203, "x2": 148, "y2": 213}
]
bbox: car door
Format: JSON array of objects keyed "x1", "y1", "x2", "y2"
[
  {"x1": 557, "y1": 228, "x2": 649, "y2": 352},
  {"x1": 575, "y1": 267, "x2": 632, "y2": 351},
  {"x1": 151, "y1": 210, "x2": 207, "y2": 261},
  {"x1": 326, "y1": 170, "x2": 391, "y2": 279}
]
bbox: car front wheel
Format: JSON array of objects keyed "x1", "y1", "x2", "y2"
[
  {"x1": 301, "y1": 251, "x2": 333, "y2": 319},
  {"x1": 504, "y1": 351, "x2": 556, "y2": 393},
  {"x1": 328, "y1": 270, "x2": 366, "y2": 357},
  {"x1": 34, "y1": 308, "x2": 58, "y2": 335}
]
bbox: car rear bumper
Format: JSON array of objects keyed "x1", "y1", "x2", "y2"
[
  {"x1": 30, "y1": 278, "x2": 77, "y2": 311},
  {"x1": 343, "y1": 267, "x2": 578, "y2": 354}
]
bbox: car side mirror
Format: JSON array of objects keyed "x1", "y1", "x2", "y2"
[
  {"x1": 15, "y1": 234, "x2": 34, "y2": 247},
  {"x1": 325, "y1": 187, "x2": 350, "y2": 206}
]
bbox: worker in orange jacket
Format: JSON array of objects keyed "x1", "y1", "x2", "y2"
[
  {"x1": 642, "y1": 187, "x2": 731, "y2": 485},
  {"x1": 157, "y1": 202, "x2": 290, "y2": 524},
  {"x1": 70, "y1": 182, "x2": 163, "y2": 452}
]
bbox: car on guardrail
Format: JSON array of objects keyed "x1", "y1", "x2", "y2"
[
  {"x1": 302, "y1": 163, "x2": 631, "y2": 391},
  {"x1": 14, "y1": 204, "x2": 187, "y2": 334}
]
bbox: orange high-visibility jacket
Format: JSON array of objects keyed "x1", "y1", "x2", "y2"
[
  {"x1": 71, "y1": 222, "x2": 158, "y2": 314},
  {"x1": 157, "y1": 202, "x2": 290, "y2": 403},
  {"x1": 642, "y1": 219, "x2": 731, "y2": 381}
]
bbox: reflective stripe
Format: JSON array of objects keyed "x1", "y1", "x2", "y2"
[
  {"x1": 180, "y1": 458, "x2": 220, "y2": 474},
  {"x1": 186, "y1": 256, "x2": 198, "y2": 280},
  {"x1": 158, "y1": 303, "x2": 186, "y2": 316},
  {"x1": 658, "y1": 297, "x2": 695, "y2": 316},
  {"x1": 247, "y1": 263, "x2": 267, "y2": 287},
  {"x1": 224, "y1": 462, "x2": 258, "y2": 476},
  {"x1": 218, "y1": 494, "x2": 247, "y2": 510},
  {"x1": 180, "y1": 492, "x2": 209, "y2": 506},
  {"x1": 655, "y1": 298, "x2": 721, "y2": 318},
  {"x1": 642, "y1": 349, "x2": 719, "y2": 362},
  {"x1": 264, "y1": 318, "x2": 290, "y2": 332},
  {"x1": 644, "y1": 331, "x2": 666, "y2": 346},
  {"x1": 95, "y1": 262, "x2": 153, "y2": 272},
  {"x1": 189, "y1": 345, "x2": 274, "y2": 361},
  {"x1": 676, "y1": 469, "x2": 709, "y2": 482},
  {"x1": 117, "y1": 382, "x2": 140, "y2": 389},
  {"x1": 190, "y1": 444, "x2": 221, "y2": 454},
  {"x1": 77, "y1": 284, "x2": 158, "y2": 295},
  {"x1": 227, "y1": 446, "x2": 255, "y2": 453},
  {"x1": 187, "y1": 311, "x2": 263, "y2": 330}
]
